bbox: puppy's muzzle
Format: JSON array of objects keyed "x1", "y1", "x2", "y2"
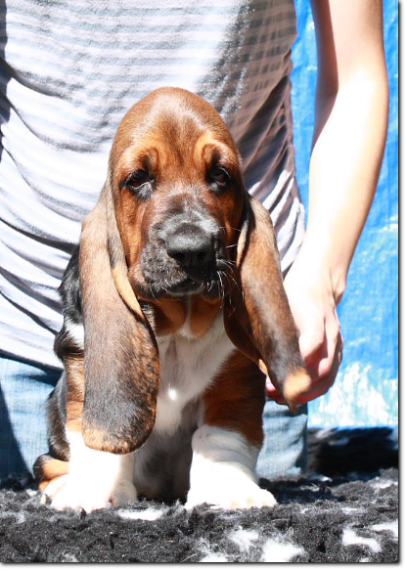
[{"x1": 165, "y1": 224, "x2": 215, "y2": 270}]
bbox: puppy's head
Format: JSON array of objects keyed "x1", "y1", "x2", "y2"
[{"x1": 109, "y1": 87, "x2": 246, "y2": 300}]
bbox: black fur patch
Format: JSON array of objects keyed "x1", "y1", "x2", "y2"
[{"x1": 54, "y1": 248, "x2": 83, "y2": 359}]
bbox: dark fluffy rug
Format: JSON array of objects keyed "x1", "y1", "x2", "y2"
[{"x1": 0, "y1": 427, "x2": 398, "y2": 563}]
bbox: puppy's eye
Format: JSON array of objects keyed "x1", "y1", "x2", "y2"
[
  {"x1": 127, "y1": 170, "x2": 150, "y2": 189},
  {"x1": 209, "y1": 167, "x2": 230, "y2": 187},
  {"x1": 124, "y1": 170, "x2": 153, "y2": 198}
]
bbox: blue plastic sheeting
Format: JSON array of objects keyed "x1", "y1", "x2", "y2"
[{"x1": 291, "y1": 0, "x2": 398, "y2": 428}]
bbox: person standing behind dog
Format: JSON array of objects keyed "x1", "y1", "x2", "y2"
[{"x1": 0, "y1": 0, "x2": 388, "y2": 480}]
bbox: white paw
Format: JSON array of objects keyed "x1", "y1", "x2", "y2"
[
  {"x1": 43, "y1": 430, "x2": 137, "y2": 512},
  {"x1": 43, "y1": 477, "x2": 137, "y2": 513},
  {"x1": 186, "y1": 479, "x2": 277, "y2": 510},
  {"x1": 187, "y1": 426, "x2": 277, "y2": 510}
]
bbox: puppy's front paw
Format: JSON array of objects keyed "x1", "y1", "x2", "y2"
[
  {"x1": 186, "y1": 478, "x2": 276, "y2": 510},
  {"x1": 187, "y1": 426, "x2": 277, "y2": 510},
  {"x1": 42, "y1": 476, "x2": 137, "y2": 513},
  {"x1": 42, "y1": 430, "x2": 138, "y2": 512}
]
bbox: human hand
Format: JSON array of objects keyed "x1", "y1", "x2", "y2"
[{"x1": 266, "y1": 256, "x2": 344, "y2": 405}]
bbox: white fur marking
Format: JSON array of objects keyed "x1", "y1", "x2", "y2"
[
  {"x1": 167, "y1": 388, "x2": 178, "y2": 401},
  {"x1": 155, "y1": 312, "x2": 234, "y2": 433},
  {"x1": 47, "y1": 430, "x2": 136, "y2": 512},
  {"x1": 186, "y1": 426, "x2": 276, "y2": 509},
  {"x1": 65, "y1": 319, "x2": 84, "y2": 349}
]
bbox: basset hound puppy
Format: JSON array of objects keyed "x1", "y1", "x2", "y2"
[{"x1": 35, "y1": 87, "x2": 311, "y2": 512}]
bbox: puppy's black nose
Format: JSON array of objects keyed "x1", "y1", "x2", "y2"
[{"x1": 165, "y1": 229, "x2": 214, "y2": 269}]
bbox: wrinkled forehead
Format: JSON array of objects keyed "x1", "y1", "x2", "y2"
[{"x1": 109, "y1": 89, "x2": 241, "y2": 173}]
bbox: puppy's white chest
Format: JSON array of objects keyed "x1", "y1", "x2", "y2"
[{"x1": 154, "y1": 313, "x2": 234, "y2": 433}]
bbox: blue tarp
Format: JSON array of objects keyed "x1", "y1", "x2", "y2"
[{"x1": 291, "y1": 0, "x2": 398, "y2": 427}]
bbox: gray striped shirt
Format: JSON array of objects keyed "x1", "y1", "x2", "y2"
[{"x1": 0, "y1": 0, "x2": 304, "y2": 369}]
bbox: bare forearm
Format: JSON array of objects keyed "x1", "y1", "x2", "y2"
[
  {"x1": 299, "y1": 0, "x2": 389, "y2": 302},
  {"x1": 301, "y1": 77, "x2": 388, "y2": 301}
]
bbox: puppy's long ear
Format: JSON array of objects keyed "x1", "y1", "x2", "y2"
[
  {"x1": 224, "y1": 197, "x2": 311, "y2": 412},
  {"x1": 79, "y1": 182, "x2": 159, "y2": 454}
]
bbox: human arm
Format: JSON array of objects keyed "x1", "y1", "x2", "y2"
[{"x1": 267, "y1": 0, "x2": 389, "y2": 404}]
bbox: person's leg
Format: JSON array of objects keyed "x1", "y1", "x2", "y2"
[
  {"x1": 256, "y1": 399, "x2": 308, "y2": 480},
  {"x1": 0, "y1": 355, "x2": 61, "y2": 479}
]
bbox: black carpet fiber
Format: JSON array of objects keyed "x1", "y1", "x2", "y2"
[{"x1": 0, "y1": 427, "x2": 398, "y2": 563}]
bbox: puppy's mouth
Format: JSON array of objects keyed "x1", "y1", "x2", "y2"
[
  {"x1": 167, "y1": 275, "x2": 205, "y2": 296},
  {"x1": 166, "y1": 270, "x2": 228, "y2": 297},
  {"x1": 134, "y1": 262, "x2": 227, "y2": 301},
  {"x1": 158, "y1": 264, "x2": 225, "y2": 297}
]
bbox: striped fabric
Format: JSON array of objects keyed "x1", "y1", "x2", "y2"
[{"x1": 0, "y1": 0, "x2": 304, "y2": 369}]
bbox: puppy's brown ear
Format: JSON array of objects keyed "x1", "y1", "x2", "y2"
[
  {"x1": 79, "y1": 183, "x2": 159, "y2": 454},
  {"x1": 224, "y1": 197, "x2": 311, "y2": 412}
]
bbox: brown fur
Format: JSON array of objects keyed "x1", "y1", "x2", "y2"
[
  {"x1": 65, "y1": 355, "x2": 85, "y2": 433},
  {"x1": 36, "y1": 457, "x2": 68, "y2": 493},
  {"x1": 203, "y1": 350, "x2": 266, "y2": 447}
]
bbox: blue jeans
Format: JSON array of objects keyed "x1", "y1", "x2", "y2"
[
  {"x1": 257, "y1": 400, "x2": 308, "y2": 479},
  {"x1": 0, "y1": 355, "x2": 307, "y2": 480},
  {"x1": 0, "y1": 355, "x2": 61, "y2": 478}
]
